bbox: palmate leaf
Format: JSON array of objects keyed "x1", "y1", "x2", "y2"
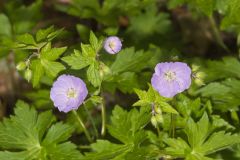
[
  {"x1": 82, "y1": 106, "x2": 153, "y2": 160},
  {"x1": 62, "y1": 32, "x2": 103, "y2": 87},
  {"x1": 0, "y1": 100, "x2": 82, "y2": 160},
  {"x1": 127, "y1": 5, "x2": 171, "y2": 37},
  {"x1": 164, "y1": 113, "x2": 240, "y2": 159},
  {"x1": 82, "y1": 140, "x2": 133, "y2": 160},
  {"x1": 62, "y1": 49, "x2": 92, "y2": 70},
  {"x1": 221, "y1": 0, "x2": 240, "y2": 29},
  {"x1": 204, "y1": 57, "x2": 240, "y2": 82},
  {"x1": 111, "y1": 47, "x2": 154, "y2": 74},
  {"x1": 196, "y1": 78, "x2": 240, "y2": 111},
  {"x1": 167, "y1": 0, "x2": 215, "y2": 16}
]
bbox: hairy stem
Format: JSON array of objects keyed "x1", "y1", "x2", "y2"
[
  {"x1": 83, "y1": 105, "x2": 99, "y2": 138},
  {"x1": 72, "y1": 110, "x2": 92, "y2": 143}
]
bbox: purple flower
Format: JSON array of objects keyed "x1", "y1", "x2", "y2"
[
  {"x1": 104, "y1": 36, "x2": 122, "y2": 54},
  {"x1": 50, "y1": 74, "x2": 88, "y2": 113},
  {"x1": 151, "y1": 62, "x2": 191, "y2": 98}
]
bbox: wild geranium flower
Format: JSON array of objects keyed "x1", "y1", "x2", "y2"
[
  {"x1": 50, "y1": 74, "x2": 88, "y2": 113},
  {"x1": 151, "y1": 62, "x2": 191, "y2": 98},
  {"x1": 104, "y1": 36, "x2": 122, "y2": 54}
]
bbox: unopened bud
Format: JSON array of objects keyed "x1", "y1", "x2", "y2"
[
  {"x1": 155, "y1": 114, "x2": 163, "y2": 124},
  {"x1": 24, "y1": 69, "x2": 32, "y2": 82},
  {"x1": 151, "y1": 116, "x2": 158, "y2": 127},
  {"x1": 99, "y1": 62, "x2": 111, "y2": 79},
  {"x1": 194, "y1": 71, "x2": 206, "y2": 86},
  {"x1": 16, "y1": 61, "x2": 26, "y2": 71}
]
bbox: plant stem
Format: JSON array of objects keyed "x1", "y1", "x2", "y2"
[
  {"x1": 156, "y1": 125, "x2": 161, "y2": 138},
  {"x1": 209, "y1": 16, "x2": 230, "y2": 53},
  {"x1": 72, "y1": 110, "x2": 92, "y2": 143},
  {"x1": 170, "y1": 113, "x2": 175, "y2": 138},
  {"x1": 83, "y1": 105, "x2": 99, "y2": 138},
  {"x1": 101, "y1": 101, "x2": 106, "y2": 136}
]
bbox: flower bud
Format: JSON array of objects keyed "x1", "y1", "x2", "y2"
[
  {"x1": 104, "y1": 36, "x2": 122, "y2": 54},
  {"x1": 24, "y1": 69, "x2": 32, "y2": 82},
  {"x1": 16, "y1": 61, "x2": 27, "y2": 71},
  {"x1": 155, "y1": 114, "x2": 163, "y2": 124},
  {"x1": 155, "y1": 106, "x2": 162, "y2": 114},
  {"x1": 99, "y1": 62, "x2": 111, "y2": 79},
  {"x1": 151, "y1": 116, "x2": 158, "y2": 127},
  {"x1": 194, "y1": 71, "x2": 206, "y2": 86}
]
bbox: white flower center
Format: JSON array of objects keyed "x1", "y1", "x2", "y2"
[
  {"x1": 67, "y1": 88, "x2": 77, "y2": 98},
  {"x1": 164, "y1": 71, "x2": 176, "y2": 81},
  {"x1": 109, "y1": 41, "x2": 116, "y2": 49}
]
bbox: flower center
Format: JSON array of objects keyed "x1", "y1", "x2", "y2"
[
  {"x1": 109, "y1": 41, "x2": 116, "y2": 49},
  {"x1": 67, "y1": 88, "x2": 77, "y2": 98},
  {"x1": 164, "y1": 71, "x2": 176, "y2": 81}
]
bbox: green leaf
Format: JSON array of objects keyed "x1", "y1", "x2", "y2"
[
  {"x1": 87, "y1": 62, "x2": 101, "y2": 87},
  {"x1": 41, "y1": 59, "x2": 65, "y2": 77},
  {"x1": 16, "y1": 33, "x2": 37, "y2": 46},
  {"x1": 42, "y1": 122, "x2": 74, "y2": 146},
  {"x1": 204, "y1": 57, "x2": 240, "y2": 81},
  {"x1": 31, "y1": 59, "x2": 44, "y2": 87},
  {"x1": 194, "y1": 0, "x2": 215, "y2": 16},
  {"x1": 41, "y1": 45, "x2": 67, "y2": 61},
  {"x1": 81, "y1": 43, "x2": 96, "y2": 57},
  {"x1": 111, "y1": 47, "x2": 154, "y2": 74},
  {"x1": 199, "y1": 131, "x2": 240, "y2": 155},
  {"x1": 46, "y1": 142, "x2": 83, "y2": 160},
  {"x1": 164, "y1": 113, "x2": 240, "y2": 159},
  {"x1": 196, "y1": 79, "x2": 240, "y2": 111},
  {"x1": 127, "y1": 5, "x2": 171, "y2": 37},
  {"x1": 108, "y1": 106, "x2": 150, "y2": 144},
  {"x1": 89, "y1": 31, "x2": 102, "y2": 52},
  {"x1": 164, "y1": 137, "x2": 191, "y2": 158},
  {"x1": 36, "y1": 26, "x2": 63, "y2": 42},
  {"x1": 0, "y1": 100, "x2": 82, "y2": 160},
  {"x1": 133, "y1": 85, "x2": 177, "y2": 114},
  {"x1": 62, "y1": 50, "x2": 92, "y2": 70},
  {"x1": 221, "y1": 0, "x2": 240, "y2": 29},
  {"x1": 82, "y1": 106, "x2": 152, "y2": 160},
  {"x1": 0, "y1": 14, "x2": 12, "y2": 37},
  {"x1": 83, "y1": 140, "x2": 132, "y2": 160}
]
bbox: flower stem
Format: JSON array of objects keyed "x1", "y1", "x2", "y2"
[
  {"x1": 72, "y1": 110, "x2": 92, "y2": 143},
  {"x1": 156, "y1": 125, "x2": 161, "y2": 138},
  {"x1": 170, "y1": 113, "x2": 175, "y2": 138},
  {"x1": 83, "y1": 105, "x2": 99, "y2": 138},
  {"x1": 101, "y1": 101, "x2": 106, "y2": 136},
  {"x1": 209, "y1": 16, "x2": 230, "y2": 53}
]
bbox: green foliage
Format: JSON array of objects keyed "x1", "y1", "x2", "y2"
[
  {"x1": 14, "y1": 27, "x2": 66, "y2": 87},
  {"x1": 82, "y1": 106, "x2": 153, "y2": 159},
  {"x1": 0, "y1": 100, "x2": 82, "y2": 160},
  {"x1": 1, "y1": 0, "x2": 240, "y2": 159},
  {"x1": 62, "y1": 31, "x2": 103, "y2": 87},
  {"x1": 133, "y1": 85, "x2": 178, "y2": 115},
  {"x1": 127, "y1": 5, "x2": 171, "y2": 38},
  {"x1": 164, "y1": 113, "x2": 240, "y2": 160},
  {"x1": 111, "y1": 47, "x2": 154, "y2": 74},
  {"x1": 193, "y1": 57, "x2": 240, "y2": 111},
  {"x1": 56, "y1": 0, "x2": 155, "y2": 25}
]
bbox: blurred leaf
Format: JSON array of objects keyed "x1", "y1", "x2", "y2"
[
  {"x1": 111, "y1": 47, "x2": 154, "y2": 74},
  {"x1": 0, "y1": 14, "x2": 12, "y2": 37}
]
